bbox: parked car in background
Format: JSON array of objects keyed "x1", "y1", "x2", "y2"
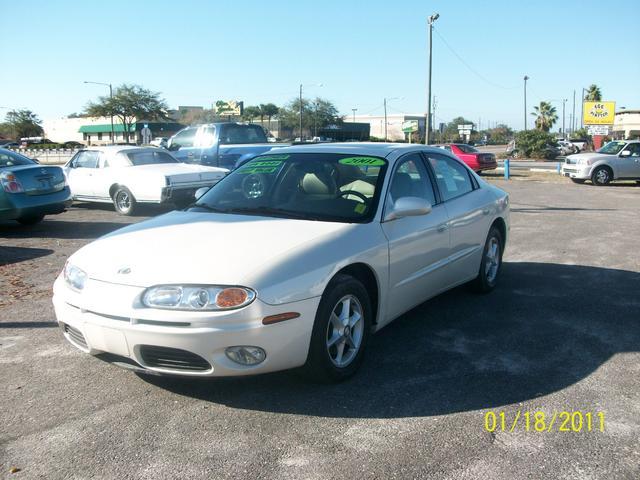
[
  {"x1": 435, "y1": 143, "x2": 497, "y2": 172},
  {"x1": 167, "y1": 123, "x2": 288, "y2": 170},
  {"x1": 562, "y1": 140, "x2": 640, "y2": 186},
  {"x1": 63, "y1": 146, "x2": 228, "y2": 215},
  {"x1": 0, "y1": 141, "x2": 20, "y2": 149},
  {"x1": 53, "y1": 143, "x2": 509, "y2": 381},
  {"x1": 63, "y1": 141, "x2": 86, "y2": 149},
  {"x1": 0, "y1": 148, "x2": 72, "y2": 225},
  {"x1": 506, "y1": 141, "x2": 561, "y2": 160},
  {"x1": 556, "y1": 140, "x2": 578, "y2": 155},
  {"x1": 568, "y1": 138, "x2": 589, "y2": 152}
]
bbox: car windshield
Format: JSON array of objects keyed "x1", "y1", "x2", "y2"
[
  {"x1": 597, "y1": 141, "x2": 626, "y2": 155},
  {"x1": 0, "y1": 149, "x2": 36, "y2": 168},
  {"x1": 456, "y1": 144, "x2": 479, "y2": 153},
  {"x1": 192, "y1": 152, "x2": 388, "y2": 223},
  {"x1": 125, "y1": 150, "x2": 178, "y2": 166}
]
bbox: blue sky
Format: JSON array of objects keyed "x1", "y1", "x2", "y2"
[{"x1": 1, "y1": 0, "x2": 639, "y2": 130}]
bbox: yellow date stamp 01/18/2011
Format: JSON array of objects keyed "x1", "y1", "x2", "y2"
[{"x1": 483, "y1": 410, "x2": 605, "y2": 433}]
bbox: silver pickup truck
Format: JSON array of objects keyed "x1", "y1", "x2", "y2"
[{"x1": 167, "y1": 123, "x2": 288, "y2": 170}]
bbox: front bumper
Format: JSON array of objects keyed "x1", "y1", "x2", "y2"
[
  {"x1": 561, "y1": 164, "x2": 591, "y2": 179},
  {"x1": 53, "y1": 276, "x2": 319, "y2": 377}
]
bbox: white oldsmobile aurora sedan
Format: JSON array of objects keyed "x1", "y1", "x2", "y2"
[
  {"x1": 64, "y1": 146, "x2": 228, "y2": 215},
  {"x1": 53, "y1": 143, "x2": 509, "y2": 382}
]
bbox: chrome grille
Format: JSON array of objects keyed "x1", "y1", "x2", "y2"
[
  {"x1": 63, "y1": 324, "x2": 88, "y2": 350},
  {"x1": 139, "y1": 345, "x2": 211, "y2": 372}
]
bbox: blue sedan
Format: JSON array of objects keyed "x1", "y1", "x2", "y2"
[{"x1": 0, "y1": 148, "x2": 72, "y2": 225}]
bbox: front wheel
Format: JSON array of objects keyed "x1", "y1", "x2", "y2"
[
  {"x1": 470, "y1": 226, "x2": 503, "y2": 293},
  {"x1": 304, "y1": 275, "x2": 372, "y2": 383},
  {"x1": 112, "y1": 186, "x2": 137, "y2": 215},
  {"x1": 591, "y1": 167, "x2": 612, "y2": 186},
  {"x1": 16, "y1": 214, "x2": 45, "y2": 225}
]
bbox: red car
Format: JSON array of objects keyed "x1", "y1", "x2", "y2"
[{"x1": 436, "y1": 144, "x2": 497, "y2": 173}]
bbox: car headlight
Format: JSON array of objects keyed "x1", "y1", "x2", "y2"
[
  {"x1": 142, "y1": 285, "x2": 256, "y2": 311},
  {"x1": 63, "y1": 261, "x2": 87, "y2": 291},
  {"x1": 578, "y1": 158, "x2": 593, "y2": 166}
]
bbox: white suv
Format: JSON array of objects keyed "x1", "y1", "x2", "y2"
[{"x1": 561, "y1": 140, "x2": 640, "y2": 186}]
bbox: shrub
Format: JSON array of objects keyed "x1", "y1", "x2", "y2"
[{"x1": 514, "y1": 130, "x2": 556, "y2": 158}]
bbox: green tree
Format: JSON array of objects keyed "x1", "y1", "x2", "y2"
[
  {"x1": 262, "y1": 103, "x2": 279, "y2": 131},
  {"x1": 440, "y1": 116, "x2": 476, "y2": 143},
  {"x1": 278, "y1": 97, "x2": 341, "y2": 138},
  {"x1": 242, "y1": 106, "x2": 261, "y2": 122},
  {"x1": 514, "y1": 130, "x2": 557, "y2": 158},
  {"x1": 484, "y1": 124, "x2": 513, "y2": 144},
  {"x1": 585, "y1": 84, "x2": 602, "y2": 101},
  {"x1": 85, "y1": 84, "x2": 168, "y2": 143},
  {"x1": 531, "y1": 101, "x2": 558, "y2": 132},
  {"x1": 1, "y1": 110, "x2": 44, "y2": 139}
]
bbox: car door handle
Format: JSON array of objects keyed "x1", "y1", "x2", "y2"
[
  {"x1": 482, "y1": 208, "x2": 490, "y2": 215},
  {"x1": 187, "y1": 152, "x2": 194, "y2": 157},
  {"x1": 437, "y1": 223, "x2": 449, "y2": 233}
]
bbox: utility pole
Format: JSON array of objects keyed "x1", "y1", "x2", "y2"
[
  {"x1": 352, "y1": 108, "x2": 357, "y2": 122},
  {"x1": 523, "y1": 75, "x2": 529, "y2": 131},
  {"x1": 580, "y1": 87, "x2": 587, "y2": 129},
  {"x1": 384, "y1": 98, "x2": 388, "y2": 141},
  {"x1": 299, "y1": 84, "x2": 303, "y2": 141},
  {"x1": 562, "y1": 99, "x2": 567, "y2": 137},
  {"x1": 425, "y1": 12, "x2": 439, "y2": 145},
  {"x1": 572, "y1": 90, "x2": 576, "y2": 134},
  {"x1": 84, "y1": 81, "x2": 114, "y2": 143}
]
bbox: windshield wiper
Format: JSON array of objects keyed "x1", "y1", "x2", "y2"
[
  {"x1": 185, "y1": 203, "x2": 229, "y2": 213},
  {"x1": 224, "y1": 206, "x2": 322, "y2": 220}
]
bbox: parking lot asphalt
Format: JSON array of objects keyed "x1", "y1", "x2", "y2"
[{"x1": 1, "y1": 180, "x2": 639, "y2": 480}]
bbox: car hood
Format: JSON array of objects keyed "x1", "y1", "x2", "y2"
[
  {"x1": 566, "y1": 152, "x2": 611, "y2": 162},
  {"x1": 69, "y1": 210, "x2": 351, "y2": 290}
]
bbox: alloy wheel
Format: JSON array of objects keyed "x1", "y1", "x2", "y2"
[{"x1": 325, "y1": 294, "x2": 364, "y2": 368}]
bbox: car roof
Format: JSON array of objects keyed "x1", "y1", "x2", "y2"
[
  {"x1": 80, "y1": 145, "x2": 164, "y2": 154},
  {"x1": 265, "y1": 142, "x2": 448, "y2": 158}
]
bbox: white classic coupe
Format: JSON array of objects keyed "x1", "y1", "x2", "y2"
[
  {"x1": 54, "y1": 143, "x2": 509, "y2": 382},
  {"x1": 64, "y1": 146, "x2": 228, "y2": 215}
]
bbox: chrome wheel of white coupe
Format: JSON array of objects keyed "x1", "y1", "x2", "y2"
[
  {"x1": 484, "y1": 237, "x2": 500, "y2": 283},
  {"x1": 326, "y1": 294, "x2": 364, "y2": 368}
]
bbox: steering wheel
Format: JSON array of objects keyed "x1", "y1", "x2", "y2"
[{"x1": 336, "y1": 190, "x2": 369, "y2": 204}]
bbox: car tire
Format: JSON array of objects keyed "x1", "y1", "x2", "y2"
[
  {"x1": 112, "y1": 186, "x2": 137, "y2": 215},
  {"x1": 570, "y1": 178, "x2": 586, "y2": 184},
  {"x1": 591, "y1": 166, "x2": 612, "y2": 186},
  {"x1": 16, "y1": 214, "x2": 45, "y2": 225},
  {"x1": 303, "y1": 274, "x2": 372, "y2": 383},
  {"x1": 470, "y1": 226, "x2": 503, "y2": 294}
]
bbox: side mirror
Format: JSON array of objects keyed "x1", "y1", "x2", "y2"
[
  {"x1": 384, "y1": 196, "x2": 432, "y2": 222},
  {"x1": 194, "y1": 187, "x2": 209, "y2": 200},
  {"x1": 620, "y1": 150, "x2": 631, "y2": 157}
]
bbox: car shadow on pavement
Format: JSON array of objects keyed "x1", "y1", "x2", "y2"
[
  {"x1": 140, "y1": 262, "x2": 640, "y2": 419},
  {"x1": 0, "y1": 246, "x2": 54, "y2": 266}
]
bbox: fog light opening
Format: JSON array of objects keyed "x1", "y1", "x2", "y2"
[{"x1": 225, "y1": 346, "x2": 266, "y2": 366}]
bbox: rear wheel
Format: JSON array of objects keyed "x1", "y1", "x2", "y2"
[
  {"x1": 591, "y1": 166, "x2": 612, "y2": 186},
  {"x1": 570, "y1": 178, "x2": 586, "y2": 184},
  {"x1": 470, "y1": 226, "x2": 503, "y2": 293},
  {"x1": 112, "y1": 186, "x2": 137, "y2": 215},
  {"x1": 16, "y1": 214, "x2": 45, "y2": 225},
  {"x1": 304, "y1": 275, "x2": 371, "y2": 383}
]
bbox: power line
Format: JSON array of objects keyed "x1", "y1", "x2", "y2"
[{"x1": 433, "y1": 27, "x2": 519, "y2": 91}]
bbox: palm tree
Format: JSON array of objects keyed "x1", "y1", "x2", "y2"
[
  {"x1": 585, "y1": 84, "x2": 602, "y2": 101},
  {"x1": 262, "y1": 103, "x2": 279, "y2": 133},
  {"x1": 531, "y1": 101, "x2": 558, "y2": 132},
  {"x1": 242, "y1": 106, "x2": 260, "y2": 123}
]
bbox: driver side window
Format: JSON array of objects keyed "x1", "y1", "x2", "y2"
[
  {"x1": 387, "y1": 154, "x2": 436, "y2": 207},
  {"x1": 73, "y1": 151, "x2": 100, "y2": 168},
  {"x1": 623, "y1": 143, "x2": 640, "y2": 157}
]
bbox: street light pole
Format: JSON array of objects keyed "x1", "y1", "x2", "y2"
[
  {"x1": 84, "y1": 81, "x2": 114, "y2": 144},
  {"x1": 352, "y1": 108, "x2": 357, "y2": 122},
  {"x1": 580, "y1": 87, "x2": 587, "y2": 129},
  {"x1": 299, "y1": 84, "x2": 303, "y2": 141},
  {"x1": 572, "y1": 90, "x2": 576, "y2": 134},
  {"x1": 523, "y1": 76, "x2": 529, "y2": 131},
  {"x1": 384, "y1": 98, "x2": 388, "y2": 141},
  {"x1": 426, "y1": 13, "x2": 439, "y2": 145},
  {"x1": 562, "y1": 98, "x2": 567, "y2": 136}
]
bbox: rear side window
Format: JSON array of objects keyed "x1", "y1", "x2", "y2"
[
  {"x1": 456, "y1": 144, "x2": 479, "y2": 154},
  {"x1": 0, "y1": 150, "x2": 35, "y2": 167},
  {"x1": 219, "y1": 125, "x2": 267, "y2": 144},
  {"x1": 426, "y1": 153, "x2": 474, "y2": 201},
  {"x1": 126, "y1": 151, "x2": 178, "y2": 166}
]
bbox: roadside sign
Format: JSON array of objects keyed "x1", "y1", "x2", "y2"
[
  {"x1": 583, "y1": 101, "x2": 615, "y2": 125},
  {"x1": 402, "y1": 120, "x2": 419, "y2": 133},
  {"x1": 458, "y1": 124, "x2": 473, "y2": 130},
  {"x1": 587, "y1": 125, "x2": 610, "y2": 135},
  {"x1": 458, "y1": 129, "x2": 471, "y2": 135}
]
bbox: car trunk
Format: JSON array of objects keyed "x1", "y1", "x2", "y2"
[
  {"x1": 10, "y1": 165, "x2": 66, "y2": 196},
  {"x1": 477, "y1": 153, "x2": 496, "y2": 164},
  {"x1": 134, "y1": 164, "x2": 226, "y2": 186}
]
